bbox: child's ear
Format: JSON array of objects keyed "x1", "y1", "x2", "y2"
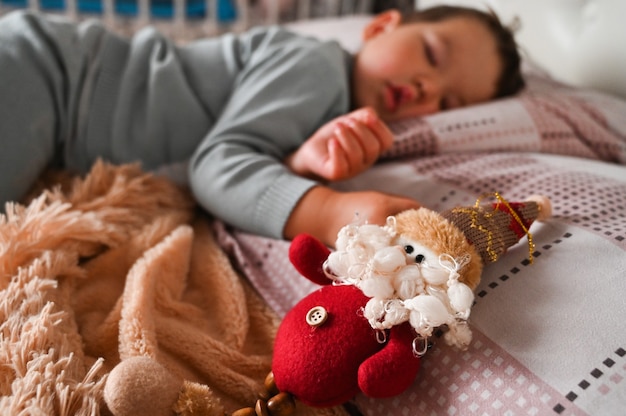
[{"x1": 362, "y1": 9, "x2": 402, "y2": 41}]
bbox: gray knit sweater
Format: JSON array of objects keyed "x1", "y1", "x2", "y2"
[{"x1": 0, "y1": 10, "x2": 352, "y2": 238}]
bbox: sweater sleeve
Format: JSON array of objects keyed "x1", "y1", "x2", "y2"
[{"x1": 188, "y1": 28, "x2": 351, "y2": 239}]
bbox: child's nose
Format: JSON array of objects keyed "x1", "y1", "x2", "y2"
[
  {"x1": 415, "y1": 78, "x2": 443, "y2": 114},
  {"x1": 415, "y1": 77, "x2": 444, "y2": 114}
]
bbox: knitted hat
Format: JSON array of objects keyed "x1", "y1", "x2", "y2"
[{"x1": 441, "y1": 193, "x2": 551, "y2": 265}]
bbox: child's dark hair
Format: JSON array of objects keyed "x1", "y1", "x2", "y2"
[{"x1": 403, "y1": 6, "x2": 525, "y2": 98}]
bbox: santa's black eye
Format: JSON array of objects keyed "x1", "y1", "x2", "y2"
[
  {"x1": 404, "y1": 245, "x2": 414, "y2": 254},
  {"x1": 415, "y1": 254, "x2": 425, "y2": 264}
]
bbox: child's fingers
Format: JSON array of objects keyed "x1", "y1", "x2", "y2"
[
  {"x1": 370, "y1": 119, "x2": 394, "y2": 151},
  {"x1": 342, "y1": 118, "x2": 383, "y2": 166},
  {"x1": 326, "y1": 136, "x2": 350, "y2": 180},
  {"x1": 349, "y1": 107, "x2": 394, "y2": 151},
  {"x1": 333, "y1": 121, "x2": 364, "y2": 170}
]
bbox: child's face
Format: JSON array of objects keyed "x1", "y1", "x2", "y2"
[{"x1": 352, "y1": 11, "x2": 502, "y2": 122}]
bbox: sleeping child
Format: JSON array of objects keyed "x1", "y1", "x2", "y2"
[{"x1": 0, "y1": 5, "x2": 524, "y2": 247}]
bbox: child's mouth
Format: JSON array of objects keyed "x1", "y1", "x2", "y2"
[{"x1": 384, "y1": 83, "x2": 415, "y2": 113}]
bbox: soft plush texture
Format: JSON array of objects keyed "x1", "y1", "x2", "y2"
[
  {"x1": 393, "y1": 207, "x2": 483, "y2": 290},
  {"x1": 104, "y1": 357, "x2": 183, "y2": 416},
  {"x1": 273, "y1": 284, "x2": 386, "y2": 407},
  {"x1": 272, "y1": 234, "x2": 421, "y2": 407},
  {"x1": 0, "y1": 161, "x2": 348, "y2": 416}
]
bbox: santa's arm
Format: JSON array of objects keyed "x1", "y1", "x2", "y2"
[
  {"x1": 358, "y1": 322, "x2": 421, "y2": 398},
  {"x1": 288, "y1": 233, "x2": 333, "y2": 286}
]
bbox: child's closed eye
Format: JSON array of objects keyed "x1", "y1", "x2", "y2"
[{"x1": 423, "y1": 40, "x2": 438, "y2": 67}]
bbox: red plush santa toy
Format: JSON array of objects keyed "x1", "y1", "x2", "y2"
[{"x1": 268, "y1": 194, "x2": 551, "y2": 411}]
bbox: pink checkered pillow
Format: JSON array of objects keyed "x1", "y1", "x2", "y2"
[{"x1": 384, "y1": 74, "x2": 626, "y2": 164}]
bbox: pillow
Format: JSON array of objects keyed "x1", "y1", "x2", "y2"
[{"x1": 384, "y1": 72, "x2": 626, "y2": 165}]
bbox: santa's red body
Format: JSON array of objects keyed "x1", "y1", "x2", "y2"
[{"x1": 272, "y1": 234, "x2": 421, "y2": 407}]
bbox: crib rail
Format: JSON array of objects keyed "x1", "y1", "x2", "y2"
[{"x1": 0, "y1": 0, "x2": 373, "y2": 39}]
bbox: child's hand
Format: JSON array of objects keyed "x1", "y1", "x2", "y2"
[
  {"x1": 284, "y1": 186, "x2": 421, "y2": 248},
  {"x1": 285, "y1": 107, "x2": 394, "y2": 182}
]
